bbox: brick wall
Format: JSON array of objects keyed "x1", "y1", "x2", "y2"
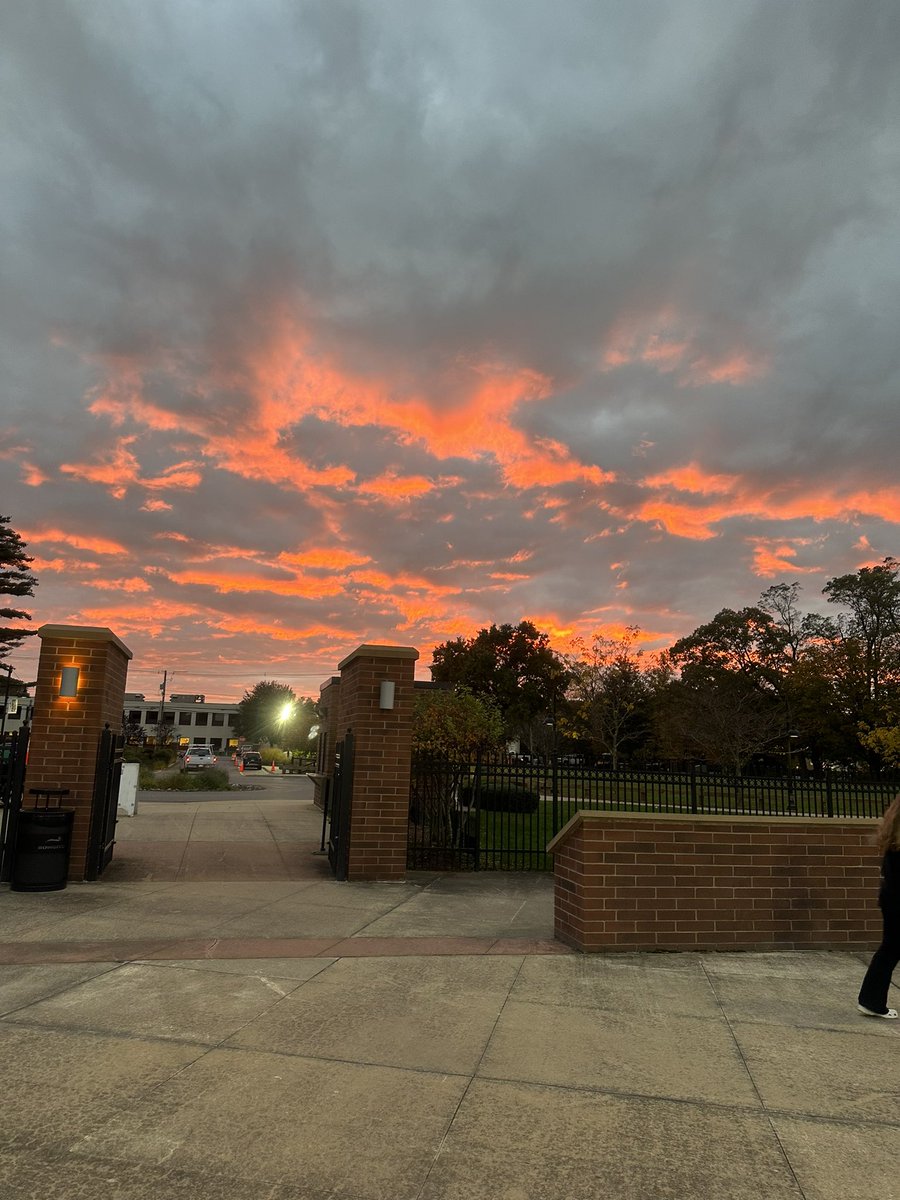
[
  {"x1": 27, "y1": 625, "x2": 132, "y2": 880},
  {"x1": 336, "y1": 644, "x2": 418, "y2": 881},
  {"x1": 549, "y1": 811, "x2": 883, "y2": 952}
]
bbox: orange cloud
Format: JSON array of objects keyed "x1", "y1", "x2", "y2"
[
  {"x1": 24, "y1": 528, "x2": 129, "y2": 555},
  {"x1": 60, "y1": 436, "x2": 202, "y2": 497},
  {"x1": 29, "y1": 556, "x2": 101, "y2": 573},
  {"x1": 685, "y1": 352, "x2": 767, "y2": 386},
  {"x1": 21, "y1": 463, "x2": 48, "y2": 486},
  {"x1": 601, "y1": 309, "x2": 768, "y2": 387},
  {"x1": 84, "y1": 576, "x2": 152, "y2": 593},
  {"x1": 634, "y1": 501, "x2": 721, "y2": 540},
  {"x1": 60, "y1": 438, "x2": 142, "y2": 498},
  {"x1": 162, "y1": 568, "x2": 345, "y2": 598},
  {"x1": 85, "y1": 314, "x2": 609, "y2": 502},
  {"x1": 357, "y1": 473, "x2": 436, "y2": 501},
  {"x1": 642, "y1": 463, "x2": 739, "y2": 496},
  {"x1": 749, "y1": 541, "x2": 820, "y2": 578},
  {"x1": 278, "y1": 548, "x2": 371, "y2": 570}
]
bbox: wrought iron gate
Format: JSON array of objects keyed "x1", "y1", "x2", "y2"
[
  {"x1": 86, "y1": 724, "x2": 124, "y2": 881},
  {"x1": 327, "y1": 732, "x2": 354, "y2": 881},
  {"x1": 0, "y1": 727, "x2": 30, "y2": 882}
]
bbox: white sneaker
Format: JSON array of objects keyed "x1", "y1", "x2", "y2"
[{"x1": 857, "y1": 1003, "x2": 899, "y2": 1019}]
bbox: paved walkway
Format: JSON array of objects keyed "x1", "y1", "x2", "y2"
[{"x1": 0, "y1": 767, "x2": 896, "y2": 1199}]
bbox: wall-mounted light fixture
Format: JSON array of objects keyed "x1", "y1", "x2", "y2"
[
  {"x1": 379, "y1": 680, "x2": 396, "y2": 710},
  {"x1": 59, "y1": 666, "x2": 81, "y2": 698}
]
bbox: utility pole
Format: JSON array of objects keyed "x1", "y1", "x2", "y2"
[{"x1": 157, "y1": 670, "x2": 169, "y2": 745}]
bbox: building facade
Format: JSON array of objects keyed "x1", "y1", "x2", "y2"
[{"x1": 124, "y1": 692, "x2": 239, "y2": 752}]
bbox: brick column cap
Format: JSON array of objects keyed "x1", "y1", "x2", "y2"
[
  {"x1": 38, "y1": 624, "x2": 133, "y2": 660},
  {"x1": 319, "y1": 675, "x2": 341, "y2": 696},
  {"x1": 546, "y1": 807, "x2": 880, "y2": 852},
  {"x1": 337, "y1": 644, "x2": 419, "y2": 670}
]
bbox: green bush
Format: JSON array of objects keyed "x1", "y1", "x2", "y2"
[
  {"x1": 126, "y1": 745, "x2": 177, "y2": 771},
  {"x1": 139, "y1": 766, "x2": 232, "y2": 791},
  {"x1": 459, "y1": 785, "x2": 539, "y2": 813}
]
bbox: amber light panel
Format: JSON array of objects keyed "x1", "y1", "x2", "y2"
[{"x1": 59, "y1": 666, "x2": 80, "y2": 698}]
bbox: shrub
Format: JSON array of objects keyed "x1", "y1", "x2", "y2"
[
  {"x1": 126, "y1": 745, "x2": 177, "y2": 771},
  {"x1": 459, "y1": 785, "x2": 539, "y2": 813},
  {"x1": 139, "y1": 766, "x2": 232, "y2": 791}
]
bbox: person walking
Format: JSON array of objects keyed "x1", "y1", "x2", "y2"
[{"x1": 858, "y1": 793, "x2": 900, "y2": 1019}]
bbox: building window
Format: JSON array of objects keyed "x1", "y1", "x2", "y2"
[
  {"x1": 163, "y1": 711, "x2": 175, "y2": 724},
  {"x1": 127, "y1": 710, "x2": 142, "y2": 724},
  {"x1": 145, "y1": 710, "x2": 158, "y2": 724},
  {"x1": 195, "y1": 712, "x2": 208, "y2": 726},
  {"x1": 178, "y1": 712, "x2": 193, "y2": 725},
  {"x1": 211, "y1": 712, "x2": 225, "y2": 726}
]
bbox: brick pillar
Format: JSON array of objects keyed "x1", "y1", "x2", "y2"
[
  {"x1": 28, "y1": 624, "x2": 132, "y2": 881},
  {"x1": 336, "y1": 644, "x2": 418, "y2": 881}
]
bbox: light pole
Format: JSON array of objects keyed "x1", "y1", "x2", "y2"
[
  {"x1": 545, "y1": 704, "x2": 559, "y2": 836},
  {"x1": 786, "y1": 729, "x2": 799, "y2": 813}
]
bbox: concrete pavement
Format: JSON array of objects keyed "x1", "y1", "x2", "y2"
[{"x1": 0, "y1": 767, "x2": 896, "y2": 1199}]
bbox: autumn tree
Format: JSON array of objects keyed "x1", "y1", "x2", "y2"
[
  {"x1": 0, "y1": 515, "x2": 38, "y2": 660},
  {"x1": 413, "y1": 688, "x2": 503, "y2": 757}
]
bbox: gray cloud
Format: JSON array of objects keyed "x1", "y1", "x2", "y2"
[{"x1": 3, "y1": 0, "x2": 899, "y2": 696}]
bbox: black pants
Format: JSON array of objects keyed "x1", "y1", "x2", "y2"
[{"x1": 858, "y1": 902, "x2": 900, "y2": 1013}]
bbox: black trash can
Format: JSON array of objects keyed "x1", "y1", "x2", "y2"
[{"x1": 11, "y1": 808, "x2": 76, "y2": 892}]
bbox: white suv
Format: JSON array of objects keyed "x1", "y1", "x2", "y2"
[{"x1": 181, "y1": 746, "x2": 217, "y2": 772}]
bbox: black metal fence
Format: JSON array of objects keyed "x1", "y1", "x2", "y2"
[
  {"x1": 0, "y1": 728, "x2": 30, "y2": 882},
  {"x1": 407, "y1": 754, "x2": 900, "y2": 872}
]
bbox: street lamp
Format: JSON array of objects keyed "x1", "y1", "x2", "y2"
[
  {"x1": 544, "y1": 713, "x2": 559, "y2": 836},
  {"x1": 786, "y1": 729, "x2": 800, "y2": 813}
]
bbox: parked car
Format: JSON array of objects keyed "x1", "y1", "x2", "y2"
[
  {"x1": 239, "y1": 751, "x2": 263, "y2": 771},
  {"x1": 181, "y1": 747, "x2": 217, "y2": 772}
]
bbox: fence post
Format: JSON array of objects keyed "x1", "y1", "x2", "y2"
[
  {"x1": 690, "y1": 764, "x2": 698, "y2": 814},
  {"x1": 826, "y1": 770, "x2": 834, "y2": 818},
  {"x1": 473, "y1": 748, "x2": 482, "y2": 871}
]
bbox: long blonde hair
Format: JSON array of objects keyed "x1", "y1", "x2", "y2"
[{"x1": 876, "y1": 794, "x2": 900, "y2": 855}]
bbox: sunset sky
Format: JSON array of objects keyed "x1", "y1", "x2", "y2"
[{"x1": 3, "y1": 1, "x2": 900, "y2": 701}]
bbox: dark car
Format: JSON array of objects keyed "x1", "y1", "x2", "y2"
[{"x1": 240, "y1": 751, "x2": 263, "y2": 770}]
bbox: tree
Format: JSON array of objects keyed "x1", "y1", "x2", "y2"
[
  {"x1": 413, "y1": 688, "x2": 503, "y2": 757},
  {"x1": 664, "y1": 608, "x2": 791, "y2": 772},
  {"x1": 668, "y1": 607, "x2": 790, "y2": 696},
  {"x1": 430, "y1": 621, "x2": 569, "y2": 735},
  {"x1": 565, "y1": 628, "x2": 650, "y2": 767},
  {"x1": 234, "y1": 681, "x2": 301, "y2": 746},
  {"x1": 0, "y1": 515, "x2": 38, "y2": 660},
  {"x1": 823, "y1": 557, "x2": 900, "y2": 716},
  {"x1": 121, "y1": 713, "x2": 146, "y2": 746},
  {"x1": 271, "y1": 695, "x2": 318, "y2": 751},
  {"x1": 653, "y1": 673, "x2": 786, "y2": 773},
  {"x1": 758, "y1": 582, "x2": 837, "y2": 663}
]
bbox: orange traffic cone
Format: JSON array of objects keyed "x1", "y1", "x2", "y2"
[
  {"x1": 269, "y1": 761, "x2": 277, "y2": 773},
  {"x1": 238, "y1": 759, "x2": 244, "y2": 773}
]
